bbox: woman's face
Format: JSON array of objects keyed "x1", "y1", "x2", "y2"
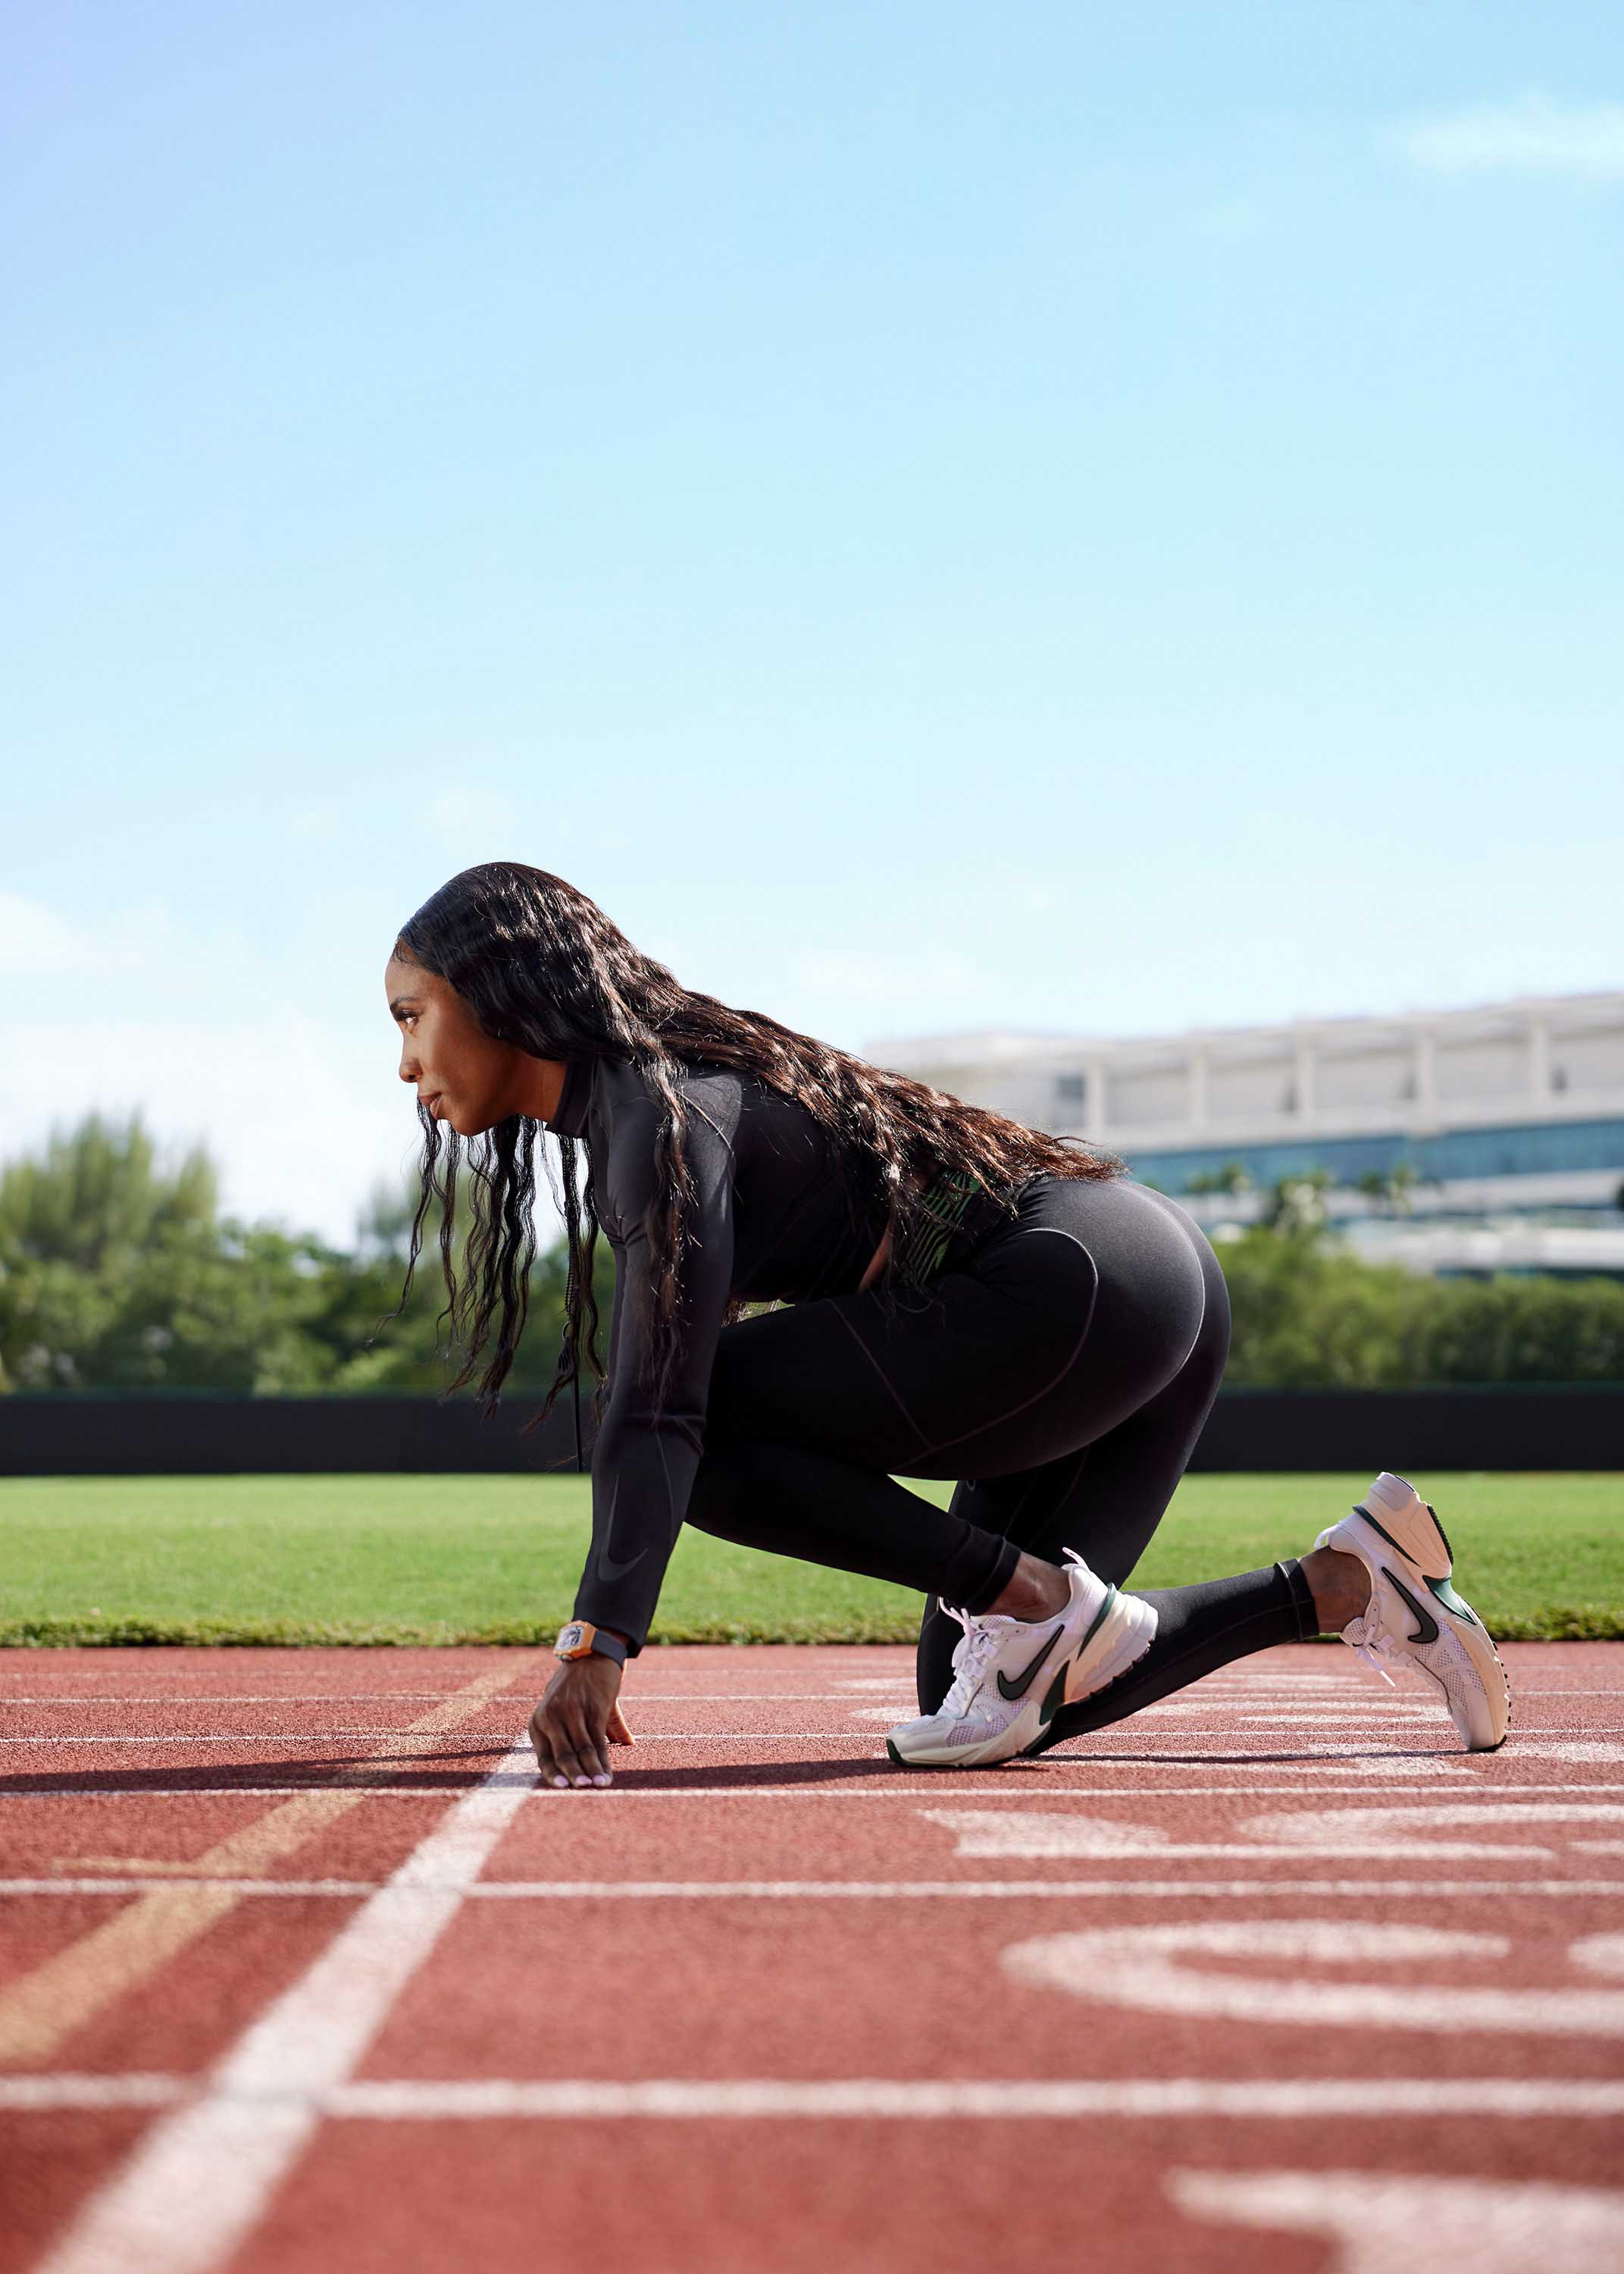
[{"x1": 385, "y1": 949, "x2": 544, "y2": 1137}]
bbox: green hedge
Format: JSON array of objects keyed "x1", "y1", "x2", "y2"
[{"x1": 1221, "y1": 1226, "x2": 1624, "y2": 1387}]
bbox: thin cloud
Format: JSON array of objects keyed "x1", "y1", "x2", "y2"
[
  {"x1": 1394, "y1": 94, "x2": 1624, "y2": 182},
  {"x1": 0, "y1": 890, "x2": 99, "y2": 978},
  {"x1": 0, "y1": 891, "x2": 189, "y2": 979},
  {"x1": 2, "y1": 892, "x2": 414, "y2": 1244}
]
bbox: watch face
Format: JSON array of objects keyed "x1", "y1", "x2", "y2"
[{"x1": 556, "y1": 1622, "x2": 585, "y2": 1655}]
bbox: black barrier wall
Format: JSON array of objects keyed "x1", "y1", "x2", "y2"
[{"x1": 0, "y1": 1387, "x2": 1619, "y2": 1476}]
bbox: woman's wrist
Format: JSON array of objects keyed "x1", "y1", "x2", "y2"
[{"x1": 554, "y1": 1618, "x2": 630, "y2": 1667}]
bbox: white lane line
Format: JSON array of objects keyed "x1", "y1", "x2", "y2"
[
  {"x1": 0, "y1": 1735, "x2": 516, "y2": 1746},
  {"x1": 8, "y1": 1686, "x2": 1608, "y2": 1703},
  {"x1": 0, "y1": 1694, "x2": 909, "y2": 1707},
  {"x1": 13, "y1": 1706, "x2": 1591, "y2": 1734},
  {"x1": 1132, "y1": 1710, "x2": 1419, "y2": 1719},
  {"x1": 1048, "y1": 1740, "x2": 1624, "y2": 1760},
  {"x1": 847, "y1": 1707, "x2": 1575, "y2": 1729},
  {"x1": 30, "y1": 1737, "x2": 537, "y2": 2274},
  {"x1": 8, "y1": 1878, "x2": 1619, "y2": 1902},
  {"x1": 5, "y1": 2075, "x2": 1622, "y2": 2120},
  {"x1": 0, "y1": 1734, "x2": 896, "y2": 1746},
  {"x1": 17, "y1": 1733, "x2": 1613, "y2": 1755},
  {"x1": 281, "y1": 1875, "x2": 1624, "y2": 1900},
  {"x1": 0, "y1": 2075, "x2": 186, "y2": 2111},
  {"x1": 850, "y1": 1701, "x2": 1430, "y2": 1721},
  {"x1": 315, "y1": 2075, "x2": 1624, "y2": 2119},
  {"x1": 1496, "y1": 1743, "x2": 1624, "y2": 1763},
  {"x1": 8, "y1": 1780, "x2": 1624, "y2": 1801},
  {"x1": 1225, "y1": 1690, "x2": 1617, "y2": 1699},
  {"x1": 0, "y1": 1695, "x2": 499, "y2": 1706},
  {"x1": 0, "y1": 1879, "x2": 386, "y2": 1897}
]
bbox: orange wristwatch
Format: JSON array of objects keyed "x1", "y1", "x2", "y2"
[{"x1": 554, "y1": 1620, "x2": 628, "y2": 1668}]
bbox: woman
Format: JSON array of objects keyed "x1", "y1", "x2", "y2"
[{"x1": 384, "y1": 860, "x2": 1510, "y2": 1790}]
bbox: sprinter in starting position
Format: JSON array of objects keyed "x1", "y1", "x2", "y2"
[{"x1": 383, "y1": 860, "x2": 1511, "y2": 1790}]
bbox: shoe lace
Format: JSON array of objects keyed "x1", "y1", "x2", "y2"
[
  {"x1": 1343, "y1": 1605, "x2": 1424, "y2": 1693},
  {"x1": 936, "y1": 1602, "x2": 1009, "y2": 1718}
]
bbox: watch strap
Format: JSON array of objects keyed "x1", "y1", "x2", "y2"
[{"x1": 555, "y1": 1620, "x2": 628, "y2": 1668}]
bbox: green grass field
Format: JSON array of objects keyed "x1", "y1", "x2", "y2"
[{"x1": 1, "y1": 1473, "x2": 1619, "y2": 1646}]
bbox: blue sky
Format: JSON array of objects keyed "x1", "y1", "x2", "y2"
[{"x1": 5, "y1": 2, "x2": 1621, "y2": 1240}]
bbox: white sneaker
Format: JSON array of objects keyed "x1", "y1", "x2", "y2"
[
  {"x1": 886, "y1": 1549, "x2": 1158, "y2": 1770},
  {"x1": 1314, "y1": 1471, "x2": 1510, "y2": 1752}
]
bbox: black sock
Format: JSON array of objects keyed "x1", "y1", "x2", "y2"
[{"x1": 1023, "y1": 1558, "x2": 1320, "y2": 1753}]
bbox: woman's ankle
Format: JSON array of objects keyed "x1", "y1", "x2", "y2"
[
  {"x1": 984, "y1": 1552, "x2": 1069, "y2": 1624},
  {"x1": 1300, "y1": 1544, "x2": 1372, "y2": 1634}
]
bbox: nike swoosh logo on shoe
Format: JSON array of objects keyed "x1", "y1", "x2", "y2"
[
  {"x1": 1384, "y1": 1568, "x2": 1441, "y2": 1646},
  {"x1": 996, "y1": 1625, "x2": 1063, "y2": 1701}
]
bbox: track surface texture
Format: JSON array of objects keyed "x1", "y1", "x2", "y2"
[{"x1": 2, "y1": 1640, "x2": 1622, "y2": 2273}]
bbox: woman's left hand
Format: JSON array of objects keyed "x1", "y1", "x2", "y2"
[{"x1": 529, "y1": 1655, "x2": 629, "y2": 1788}]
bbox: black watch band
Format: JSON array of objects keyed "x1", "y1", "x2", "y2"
[{"x1": 555, "y1": 1619, "x2": 629, "y2": 1668}]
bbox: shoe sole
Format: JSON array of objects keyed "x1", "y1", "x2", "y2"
[
  {"x1": 1327, "y1": 1491, "x2": 1512, "y2": 1752},
  {"x1": 884, "y1": 1708, "x2": 1054, "y2": 1771}
]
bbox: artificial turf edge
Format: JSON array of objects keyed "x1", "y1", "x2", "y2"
[
  {"x1": 4, "y1": 1607, "x2": 1618, "y2": 1646},
  {"x1": 5, "y1": 1471, "x2": 1617, "y2": 1647}
]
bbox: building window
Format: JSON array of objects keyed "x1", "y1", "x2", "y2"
[
  {"x1": 1125, "y1": 1114, "x2": 1624, "y2": 1196},
  {"x1": 1054, "y1": 1074, "x2": 1087, "y2": 1104}
]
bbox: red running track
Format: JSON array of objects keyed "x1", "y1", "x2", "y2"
[{"x1": 2, "y1": 1642, "x2": 1622, "y2": 2273}]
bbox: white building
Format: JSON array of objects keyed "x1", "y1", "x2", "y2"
[{"x1": 865, "y1": 989, "x2": 1624, "y2": 1278}]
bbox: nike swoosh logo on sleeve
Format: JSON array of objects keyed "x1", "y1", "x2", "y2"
[{"x1": 591, "y1": 1476, "x2": 646, "y2": 1586}]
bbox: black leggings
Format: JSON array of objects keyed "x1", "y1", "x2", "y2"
[{"x1": 684, "y1": 1171, "x2": 1319, "y2": 1743}]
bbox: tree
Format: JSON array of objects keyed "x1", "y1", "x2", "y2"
[
  {"x1": 1354, "y1": 1163, "x2": 1422, "y2": 1217},
  {"x1": 311, "y1": 1171, "x2": 602, "y2": 1398},
  {"x1": 1185, "y1": 1161, "x2": 1253, "y2": 1199},
  {"x1": 0, "y1": 1115, "x2": 600, "y2": 1403},
  {"x1": 1259, "y1": 1166, "x2": 1333, "y2": 1234},
  {"x1": 0, "y1": 1113, "x2": 216, "y2": 1273},
  {"x1": 5, "y1": 1114, "x2": 1619, "y2": 1398},
  {"x1": 0, "y1": 1114, "x2": 337, "y2": 1392}
]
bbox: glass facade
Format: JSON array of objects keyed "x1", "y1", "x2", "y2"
[{"x1": 1124, "y1": 1116, "x2": 1624, "y2": 1197}]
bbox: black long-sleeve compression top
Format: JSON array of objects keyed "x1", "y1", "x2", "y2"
[{"x1": 547, "y1": 1052, "x2": 1015, "y2": 1652}]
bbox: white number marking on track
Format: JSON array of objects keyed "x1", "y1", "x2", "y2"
[
  {"x1": 1167, "y1": 2170, "x2": 1624, "y2": 2274},
  {"x1": 1570, "y1": 1934, "x2": 1624, "y2": 1979},
  {"x1": 923, "y1": 1801, "x2": 1624, "y2": 1861},
  {"x1": 1239, "y1": 1801, "x2": 1624, "y2": 1851},
  {"x1": 1000, "y1": 1922, "x2": 1624, "y2": 2035}
]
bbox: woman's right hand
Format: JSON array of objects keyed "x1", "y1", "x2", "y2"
[{"x1": 529, "y1": 1655, "x2": 634, "y2": 1788}]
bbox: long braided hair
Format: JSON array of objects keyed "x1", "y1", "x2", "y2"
[{"x1": 389, "y1": 860, "x2": 1125, "y2": 1442}]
